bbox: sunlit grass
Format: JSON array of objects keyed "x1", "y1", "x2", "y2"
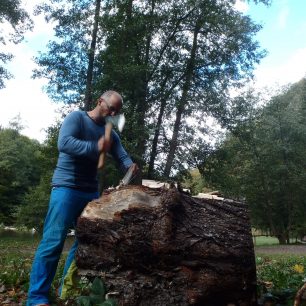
[
  {"x1": 0, "y1": 231, "x2": 68, "y2": 304},
  {"x1": 253, "y1": 236, "x2": 280, "y2": 246},
  {"x1": 253, "y1": 236, "x2": 302, "y2": 246}
]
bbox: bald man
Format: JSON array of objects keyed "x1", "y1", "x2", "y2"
[{"x1": 27, "y1": 91, "x2": 138, "y2": 306}]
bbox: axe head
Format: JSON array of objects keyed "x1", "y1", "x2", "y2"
[{"x1": 105, "y1": 114, "x2": 125, "y2": 132}]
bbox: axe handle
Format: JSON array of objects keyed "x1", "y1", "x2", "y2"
[{"x1": 97, "y1": 122, "x2": 113, "y2": 169}]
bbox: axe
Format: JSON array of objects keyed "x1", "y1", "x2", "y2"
[{"x1": 97, "y1": 114, "x2": 126, "y2": 169}]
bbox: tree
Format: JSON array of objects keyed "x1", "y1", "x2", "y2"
[
  {"x1": 33, "y1": 0, "x2": 270, "y2": 178},
  {"x1": 16, "y1": 123, "x2": 60, "y2": 231},
  {"x1": 0, "y1": 0, "x2": 32, "y2": 88},
  {"x1": 33, "y1": 0, "x2": 102, "y2": 106},
  {"x1": 0, "y1": 125, "x2": 43, "y2": 224},
  {"x1": 96, "y1": 0, "x2": 270, "y2": 178},
  {"x1": 200, "y1": 79, "x2": 306, "y2": 244},
  {"x1": 161, "y1": 0, "x2": 269, "y2": 177},
  {"x1": 96, "y1": 0, "x2": 177, "y2": 165},
  {"x1": 248, "y1": 80, "x2": 306, "y2": 243},
  {"x1": 84, "y1": 0, "x2": 102, "y2": 110}
]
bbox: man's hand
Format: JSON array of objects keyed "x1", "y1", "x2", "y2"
[{"x1": 98, "y1": 136, "x2": 112, "y2": 153}]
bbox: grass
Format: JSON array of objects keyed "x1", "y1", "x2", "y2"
[
  {"x1": 253, "y1": 236, "x2": 280, "y2": 246},
  {"x1": 0, "y1": 232, "x2": 67, "y2": 305},
  {"x1": 253, "y1": 236, "x2": 302, "y2": 246},
  {"x1": 0, "y1": 233, "x2": 39, "y2": 289}
]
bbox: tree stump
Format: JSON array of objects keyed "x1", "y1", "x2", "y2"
[{"x1": 76, "y1": 185, "x2": 257, "y2": 306}]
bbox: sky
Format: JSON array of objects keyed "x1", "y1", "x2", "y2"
[{"x1": 0, "y1": 0, "x2": 306, "y2": 142}]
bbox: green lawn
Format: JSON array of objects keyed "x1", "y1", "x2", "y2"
[
  {"x1": 253, "y1": 235, "x2": 303, "y2": 246},
  {"x1": 253, "y1": 235, "x2": 280, "y2": 246},
  {"x1": 0, "y1": 231, "x2": 68, "y2": 305}
]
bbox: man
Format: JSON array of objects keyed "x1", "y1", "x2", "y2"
[{"x1": 27, "y1": 90, "x2": 138, "y2": 306}]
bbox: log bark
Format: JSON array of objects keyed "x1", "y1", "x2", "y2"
[
  {"x1": 294, "y1": 282, "x2": 306, "y2": 306},
  {"x1": 76, "y1": 185, "x2": 257, "y2": 306}
]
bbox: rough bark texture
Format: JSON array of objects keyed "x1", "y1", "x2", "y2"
[
  {"x1": 294, "y1": 282, "x2": 306, "y2": 306},
  {"x1": 76, "y1": 185, "x2": 257, "y2": 306}
]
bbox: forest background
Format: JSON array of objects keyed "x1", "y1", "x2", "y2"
[{"x1": 0, "y1": 0, "x2": 305, "y2": 245}]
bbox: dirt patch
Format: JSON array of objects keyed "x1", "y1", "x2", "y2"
[{"x1": 255, "y1": 244, "x2": 306, "y2": 255}]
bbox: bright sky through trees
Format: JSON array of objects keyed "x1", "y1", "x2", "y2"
[{"x1": 0, "y1": 0, "x2": 305, "y2": 142}]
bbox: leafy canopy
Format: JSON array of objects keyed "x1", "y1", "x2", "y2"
[{"x1": 0, "y1": 0, "x2": 32, "y2": 88}]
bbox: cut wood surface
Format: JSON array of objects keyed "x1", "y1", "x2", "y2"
[{"x1": 76, "y1": 185, "x2": 257, "y2": 306}]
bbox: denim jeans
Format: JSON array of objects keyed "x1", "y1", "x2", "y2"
[{"x1": 26, "y1": 187, "x2": 99, "y2": 306}]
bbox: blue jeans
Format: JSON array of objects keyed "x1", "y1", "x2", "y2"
[{"x1": 27, "y1": 187, "x2": 99, "y2": 306}]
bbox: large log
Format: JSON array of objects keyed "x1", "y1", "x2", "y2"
[{"x1": 76, "y1": 185, "x2": 257, "y2": 306}]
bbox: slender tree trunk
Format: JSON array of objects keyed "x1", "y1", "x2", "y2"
[
  {"x1": 147, "y1": 73, "x2": 171, "y2": 178},
  {"x1": 84, "y1": 0, "x2": 101, "y2": 111},
  {"x1": 276, "y1": 103, "x2": 293, "y2": 244},
  {"x1": 163, "y1": 22, "x2": 200, "y2": 178},
  {"x1": 148, "y1": 97, "x2": 167, "y2": 178},
  {"x1": 147, "y1": 73, "x2": 185, "y2": 178},
  {"x1": 135, "y1": 0, "x2": 156, "y2": 160},
  {"x1": 276, "y1": 234, "x2": 287, "y2": 245}
]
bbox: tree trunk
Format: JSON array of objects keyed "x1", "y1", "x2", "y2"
[
  {"x1": 76, "y1": 185, "x2": 257, "y2": 306},
  {"x1": 147, "y1": 72, "x2": 185, "y2": 178},
  {"x1": 276, "y1": 233, "x2": 289, "y2": 245},
  {"x1": 84, "y1": 0, "x2": 101, "y2": 111},
  {"x1": 163, "y1": 21, "x2": 200, "y2": 178},
  {"x1": 294, "y1": 282, "x2": 306, "y2": 306},
  {"x1": 134, "y1": 0, "x2": 156, "y2": 160},
  {"x1": 147, "y1": 97, "x2": 167, "y2": 178}
]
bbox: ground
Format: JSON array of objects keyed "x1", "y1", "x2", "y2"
[
  {"x1": 256, "y1": 245, "x2": 306, "y2": 255},
  {"x1": 1, "y1": 243, "x2": 305, "y2": 305}
]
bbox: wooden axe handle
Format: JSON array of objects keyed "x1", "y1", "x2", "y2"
[{"x1": 97, "y1": 122, "x2": 113, "y2": 169}]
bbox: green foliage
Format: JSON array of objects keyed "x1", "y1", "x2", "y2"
[
  {"x1": 0, "y1": 233, "x2": 304, "y2": 306},
  {"x1": 180, "y1": 168, "x2": 207, "y2": 195},
  {"x1": 77, "y1": 278, "x2": 117, "y2": 306},
  {"x1": 0, "y1": 232, "x2": 118, "y2": 305},
  {"x1": 201, "y1": 79, "x2": 306, "y2": 244},
  {"x1": 0, "y1": 127, "x2": 43, "y2": 224},
  {"x1": 16, "y1": 172, "x2": 52, "y2": 232},
  {"x1": 15, "y1": 123, "x2": 60, "y2": 231},
  {"x1": 0, "y1": 0, "x2": 33, "y2": 88},
  {"x1": 0, "y1": 231, "x2": 38, "y2": 291},
  {"x1": 40, "y1": 123, "x2": 61, "y2": 170},
  {"x1": 33, "y1": 0, "x2": 269, "y2": 177},
  {"x1": 256, "y1": 255, "x2": 306, "y2": 305},
  {"x1": 0, "y1": 232, "x2": 67, "y2": 303},
  {"x1": 33, "y1": 0, "x2": 96, "y2": 104},
  {"x1": 0, "y1": 252, "x2": 32, "y2": 289}
]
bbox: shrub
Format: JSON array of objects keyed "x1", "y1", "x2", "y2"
[{"x1": 256, "y1": 255, "x2": 306, "y2": 305}]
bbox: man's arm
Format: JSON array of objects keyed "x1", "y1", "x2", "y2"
[
  {"x1": 110, "y1": 131, "x2": 133, "y2": 171},
  {"x1": 58, "y1": 112, "x2": 99, "y2": 160}
]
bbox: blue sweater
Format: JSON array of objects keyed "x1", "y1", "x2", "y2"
[{"x1": 52, "y1": 111, "x2": 133, "y2": 192}]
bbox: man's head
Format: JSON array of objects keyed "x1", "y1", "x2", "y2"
[{"x1": 98, "y1": 90, "x2": 123, "y2": 117}]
